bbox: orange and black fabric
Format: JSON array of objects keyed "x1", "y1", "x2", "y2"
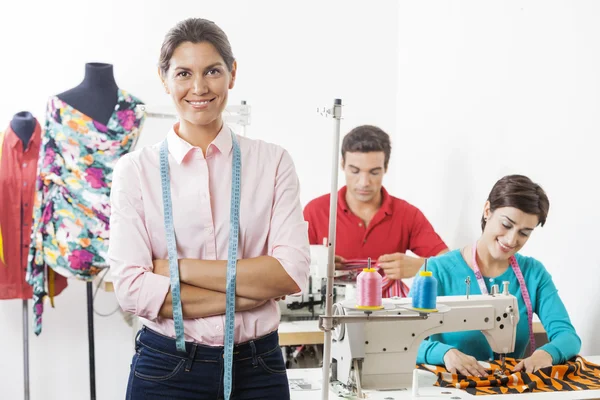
[{"x1": 417, "y1": 356, "x2": 600, "y2": 395}]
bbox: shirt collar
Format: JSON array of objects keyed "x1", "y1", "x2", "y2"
[
  {"x1": 338, "y1": 185, "x2": 394, "y2": 215},
  {"x1": 166, "y1": 122, "x2": 232, "y2": 164},
  {"x1": 379, "y1": 186, "x2": 393, "y2": 215},
  {"x1": 5, "y1": 119, "x2": 41, "y2": 151}
]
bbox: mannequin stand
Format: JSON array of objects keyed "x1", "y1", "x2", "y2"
[
  {"x1": 87, "y1": 282, "x2": 96, "y2": 400},
  {"x1": 23, "y1": 300, "x2": 30, "y2": 400}
]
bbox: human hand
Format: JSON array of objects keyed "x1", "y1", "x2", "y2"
[
  {"x1": 513, "y1": 350, "x2": 552, "y2": 373},
  {"x1": 335, "y1": 255, "x2": 346, "y2": 270},
  {"x1": 377, "y1": 253, "x2": 422, "y2": 280},
  {"x1": 152, "y1": 259, "x2": 170, "y2": 277},
  {"x1": 443, "y1": 349, "x2": 488, "y2": 377}
]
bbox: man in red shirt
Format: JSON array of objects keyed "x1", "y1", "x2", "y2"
[{"x1": 303, "y1": 125, "x2": 448, "y2": 297}]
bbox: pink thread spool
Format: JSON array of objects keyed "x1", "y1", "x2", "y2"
[{"x1": 356, "y1": 267, "x2": 383, "y2": 310}]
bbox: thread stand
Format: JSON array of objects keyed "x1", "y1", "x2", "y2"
[{"x1": 317, "y1": 99, "x2": 343, "y2": 400}]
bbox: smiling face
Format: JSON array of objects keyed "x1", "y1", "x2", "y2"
[
  {"x1": 481, "y1": 203, "x2": 539, "y2": 261},
  {"x1": 160, "y1": 41, "x2": 236, "y2": 134},
  {"x1": 342, "y1": 151, "x2": 386, "y2": 204}
]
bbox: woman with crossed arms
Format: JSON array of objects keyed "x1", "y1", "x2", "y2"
[{"x1": 109, "y1": 18, "x2": 309, "y2": 399}]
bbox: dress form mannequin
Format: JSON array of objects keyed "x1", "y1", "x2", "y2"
[
  {"x1": 27, "y1": 62, "x2": 142, "y2": 400},
  {"x1": 4, "y1": 110, "x2": 39, "y2": 400},
  {"x1": 10, "y1": 111, "x2": 36, "y2": 149},
  {"x1": 8, "y1": 111, "x2": 36, "y2": 258},
  {"x1": 57, "y1": 62, "x2": 119, "y2": 125},
  {"x1": 53, "y1": 62, "x2": 120, "y2": 400}
]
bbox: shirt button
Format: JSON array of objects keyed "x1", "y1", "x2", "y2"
[
  {"x1": 489, "y1": 278, "x2": 494, "y2": 282},
  {"x1": 23, "y1": 182, "x2": 27, "y2": 186},
  {"x1": 205, "y1": 227, "x2": 213, "y2": 234},
  {"x1": 23, "y1": 163, "x2": 27, "y2": 168},
  {"x1": 216, "y1": 325, "x2": 221, "y2": 330},
  {"x1": 358, "y1": 223, "x2": 363, "y2": 227}
]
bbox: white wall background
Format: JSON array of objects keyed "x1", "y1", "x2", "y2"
[
  {"x1": 395, "y1": 0, "x2": 600, "y2": 360},
  {"x1": 0, "y1": 1, "x2": 598, "y2": 399}
]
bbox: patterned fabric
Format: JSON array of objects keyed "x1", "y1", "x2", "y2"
[
  {"x1": 382, "y1": 277, "x2": 409, "y2": 298},
  {"x1": 418, "y1": 356, "x2": 600, "y2": 395},
  {"x1": 27, "y1": 90, "x2": 144, "y2": 333}
]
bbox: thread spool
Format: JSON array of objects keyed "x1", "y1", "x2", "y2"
[
  {"x1": 411, "y1": 263, "x2": 438, "y2": 312},
  {"x1": 356, "y1": 267, "x2": 383, "y2": 310}
]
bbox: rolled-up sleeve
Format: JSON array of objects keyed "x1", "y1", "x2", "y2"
[
  {"x1": 267, "y1": 150, "x2": 310, "y2": 294},
  {"x1": 108, "y1": 156, "x2": 170, "y2": 320}
]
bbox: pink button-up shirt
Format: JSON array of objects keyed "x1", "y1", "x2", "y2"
[{"x1": 108, "y1": 123, "x2": 309, "y2": 345}]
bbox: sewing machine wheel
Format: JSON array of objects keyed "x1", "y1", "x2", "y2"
[{"x1": 332, "y1": 302, "x2": 346, "y2": 341}]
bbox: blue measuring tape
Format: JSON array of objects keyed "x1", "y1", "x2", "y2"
[{"x1": 159, "y1": 132, "x2": 241, "y2": 399}]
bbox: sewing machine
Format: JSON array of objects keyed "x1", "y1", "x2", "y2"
[{"x1": 324, "y1": 288, "x2": 519, "y2": 396}]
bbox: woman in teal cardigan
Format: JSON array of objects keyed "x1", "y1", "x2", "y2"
[{"x1": 415, "y1": 175, "x2": 580, "y2": 377}]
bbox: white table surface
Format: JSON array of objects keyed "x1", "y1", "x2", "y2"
[
  {"x1": 280, "y1": 320, "x2": 322, "y2": 334},
  {"x1": 288, "y1": 356, "x2": 600, "y2": 400}
]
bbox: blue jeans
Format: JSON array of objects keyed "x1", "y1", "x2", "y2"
[{"x1": 126, "y1": 327, "x2": 290, "y2": 400}]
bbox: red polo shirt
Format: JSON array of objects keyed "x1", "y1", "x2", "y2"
[
  {"x1": 0, "y1": 122, "x2": 67, "y2": 299},
  {"x1": 304, "y1": 186, "x2": 447, "y2": 258},
  {"x1": 303, "y1": 186, "x2": 447, "y2": 296}
]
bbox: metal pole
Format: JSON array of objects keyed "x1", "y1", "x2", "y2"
[
  {"x1": 321, "y1": 98, "x2": 343, "y2": 400},
  {"x1": 87, "y1": 281, "x2": 97, "y2": 400},
  {"x1": 22, "y1": 299, "x2": 30, "y2": 400}
]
